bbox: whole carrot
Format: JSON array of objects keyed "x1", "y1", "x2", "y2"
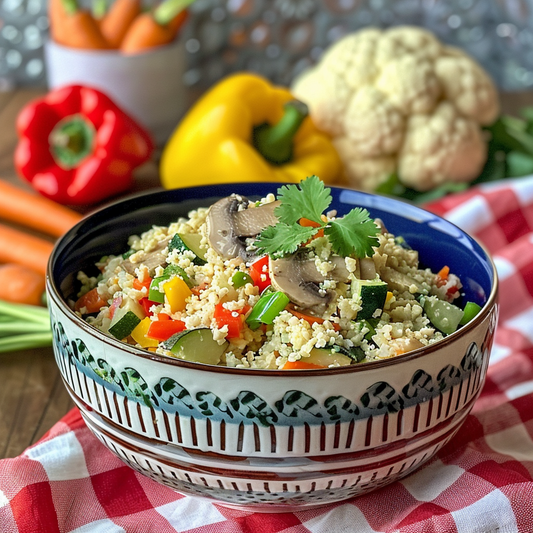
[
  {"x1": 120, "y1": 0, "x2": 194, "y2": 54},
  {"x1": 0, "y1": 264, "x2": 46, "y2": 306},
  {"x1": 100, "y1": 0, "x2": 141, "y2": 49},
  {"x1": 49, "y1": 0, "x2": 109, "y2": 49},
  {"x1": 0, "y1": 181, "x2": 82, "y2": 238},
  {"x1": 0, "y1": 223, "x2": 54, "y2": 276}
]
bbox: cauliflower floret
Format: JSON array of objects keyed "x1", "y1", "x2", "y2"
[
  {"x1": 435, "y1": 47, "x2": 500, "y2": 126},
  {"x1": 399, "y1": 102, "x2": 487, "y2": 190},
  {"x1": 345, "y1": 86, "x2": 405, "y2": 157},
  {"x1": 332, "y1": 136, "x2": 397, "y2": 191},
  {"x1": 291, "y1": 25, "x2": 500, "y2": 192}
]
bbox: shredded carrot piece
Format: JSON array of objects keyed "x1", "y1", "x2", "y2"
[
  {"x1": 287, "y1": 305, "x2": 341, "y2": 332},
  {"x1": 437, "y1": 265, "x2": 450, "y2": 280}
]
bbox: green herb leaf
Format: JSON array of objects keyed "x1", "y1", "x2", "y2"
[
  {"x1": 254, "y1": 176, "x2": 380, "y2": 259},
  {"x1": 275, "y1": 175, "x2": 331, "y2": 225},
  {"x1": 254, "y1": 223, "x2": 318, "y2": 258},
  {"x1": 325, "y1": 208, "x2": 380, "y2": 257}
]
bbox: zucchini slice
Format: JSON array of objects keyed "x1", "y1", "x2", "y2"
[
  {"x1": 353, "y1": 279, "x2": 388, "y2": 320},
  {"x1": 108, "y1": 299, "x2": 145, "y2": 340},
  {"x1": 168, "y1": 233, "x2": 207, "y2": 265},
  {"x1": 304, "y1": 347, "x2": 353, "y2": 367},
  {"x1": 161, "y1": 328, "x2": 228, "y2": 365}
]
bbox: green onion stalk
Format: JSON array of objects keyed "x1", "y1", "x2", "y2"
[{"x1": 0, "y1": 299, "x2": 53, "y2": 353}]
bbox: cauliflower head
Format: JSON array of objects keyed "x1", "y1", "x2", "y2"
[{"x1": 291, "y1": 26, "x2": 500, "y2": 192}]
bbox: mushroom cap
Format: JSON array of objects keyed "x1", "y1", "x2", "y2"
[
  {"x1": 206, "y1": 196, "x2": 279, "y2": 262},
  {"x1": 269, "y1": 252, "x2": 351, "y2": 313}
]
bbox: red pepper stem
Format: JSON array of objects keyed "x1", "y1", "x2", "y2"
[
  {"x1": 253, "y1": 100, "x2": 308, "y2": 166},
  {"x1": 49, "y1": 115, "x2": 95, "y2": 170},
  {"x1": 153, "y1": 0, "x2": 195, "y2": 25}
]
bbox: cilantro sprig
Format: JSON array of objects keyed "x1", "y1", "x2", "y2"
[{"x1": 254, "y1": 176, "x2": 380, "y2": 258}]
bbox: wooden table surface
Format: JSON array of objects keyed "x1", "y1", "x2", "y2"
[{"x1": 0, "y1": 88, "x2": 532, "y2": 460}]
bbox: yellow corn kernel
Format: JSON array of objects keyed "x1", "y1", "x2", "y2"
[
  {"x1": 131, "y1": 317, "x2": 159, "y2": 348},
  {"x1": 164, "y1": 276, "x2": 192, "y2": 313},
  {"x1": 385, "y1": 291, "x2": 394, "y2": 303}
]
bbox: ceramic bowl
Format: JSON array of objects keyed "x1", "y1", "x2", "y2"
[{"x1": 47, "y1": 183, "x2": 499, "y2": 512}]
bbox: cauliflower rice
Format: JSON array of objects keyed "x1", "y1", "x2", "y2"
[{"x1": 73, "y1": 189, "x2": 472, "y2": 370}]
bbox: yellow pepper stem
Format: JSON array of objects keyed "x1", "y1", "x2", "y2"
[{"x1": 252, "y1": 100, "x2": 308, "y2": 165}]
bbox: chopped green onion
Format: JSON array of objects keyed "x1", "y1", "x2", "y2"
[{"x1": 246, "y1": 291, "x2": 289, "y2": 330}]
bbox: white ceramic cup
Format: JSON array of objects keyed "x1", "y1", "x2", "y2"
[{"x1": 44, "y1": 39, "x2": 187, "y2": 146}]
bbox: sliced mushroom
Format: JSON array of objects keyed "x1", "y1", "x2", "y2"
[
  {"x1": 269, "y1": 252, "x2": 351, "y2": 312},
  {"x1": 359, "y1": 257, "x2": 377, "y2": 280},
  {"x1": 233, "y1": 200, "x2": 280, "y2": 236},
  {"x1": 206, "y1": 195, "x2": 279, "y2": 261},
  {"x1": 379, "y1": 266, "x2": 424, "y2": 293},
  {"x1": 120, "y1": 236, "x2": 170, "y2": 275}
]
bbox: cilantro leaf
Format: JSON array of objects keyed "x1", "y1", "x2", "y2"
[
  {"x1": 275, "y1": 175, "x2": 331, "y2": 225},
  {"x1": 325, "y1": 208, "x2": 380, "y2": 258},
  {"x1": 254, "y1": 223, "x2": 318, "y2": 258}
]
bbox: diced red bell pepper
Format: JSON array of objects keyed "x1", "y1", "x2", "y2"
[
  {"x1": 147, "y1": 319, "x2": 186, "y2": 341},
  {"x1": 214, "y1": 303, "x2": 245, "y2": 339},
  {"x1": 139, "y1": 297, "x2": 158, "y2": 316},
  {"x1": 249, "y1": 255, "x2": 271, "y2": 292},
  {"x1": 14, "y1": 85, "x2": 154, "y2": 205}
]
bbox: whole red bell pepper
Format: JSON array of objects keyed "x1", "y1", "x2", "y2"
[{"x1": 14, "y1": 85, "x2": 154, "y2": 205}]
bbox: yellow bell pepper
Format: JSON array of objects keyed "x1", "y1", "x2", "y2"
[
  {"x1": 160, "y1": 72, "x2": 342, "y2": 188},
  {"x1": 164, "y1": 276, "x2": 192, "y2": 313},
  {"x1": 131, "y1": 317, "x2": 159, "y2": 348}
]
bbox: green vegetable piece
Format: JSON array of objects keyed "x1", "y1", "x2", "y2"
[
  {"x1": 362, "y1": 318, "x2": 379, "y2": 343},
  {"x1": 163, "y1": 264, "x2": 192, "y2": 287},
  {"x1": 459, "y1": 301, "x2": 482, "y2": 325},
  {"x1": 122, "y1": 249, "x2": 135, "y2": 260},
  {"x1": 168, "y1": 233, "x2": 207, "y2": 265},
  {"x1": 353, "y1": 279, "x2": 388, "y2": 320},
  {"x1": 506, "y1": 151, "x2": 533, "y2": 177},
  {"x1": 254, "y1": 176, "x2": 380, "y2": 259},
  {"x1": 232, "y1": 271, "x2": 253, "y2": 288},
  {"x1": 161, "y1": 328, "x2": 228, "y2": 365},
  {"x1": 423, "y1": 297, "x2": 464, "y2": 335},
  {"x1": 149, "y1": 275, "x2": 170, "y2": 303},
  {"x1": 246, "y1": 291, "x2": 290, "y2": 330},
  {"x1": 307, "y1": 347, "x2": 353, "y2": 367},
  {"x1": 108, "y1": 309, "x2": 141, "y2": 340},
  {"x1": 332, "y1": 344, "x2": 366, "y2": 363}
]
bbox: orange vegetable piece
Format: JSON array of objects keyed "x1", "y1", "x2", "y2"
[
  {"x1": 0, "y1": 264, "x2": 46, "y2": 306},
  {"x1": 74, "y1": 287, "x2": 107, "y2": 313},
  {"x1": 0, "y1": 181, "x2": 82, "y2": 238},
  {"x1": 287, "y1": 305, "x2": 341, "y2": 332},
  {"x1": 49, "y1": 0, "x2": 109, "y2": 49},
  {"x1": 282, "y1": 361, "x2": 326, "y2": 370},
  {"x1": 0, "y1": 223, "x2": 53, "y2": 276},
  {"x1": 100, "y1": 0, "x2": 141, "y2": 48}
]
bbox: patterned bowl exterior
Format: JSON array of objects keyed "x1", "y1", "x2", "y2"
[{"x1": 47, "y1": 183, "x2": 499, "y2": 512}]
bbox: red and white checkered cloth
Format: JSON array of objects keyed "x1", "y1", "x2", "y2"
[{"x1": 2, "y1": 178, "x2": 533, "y2": 533}]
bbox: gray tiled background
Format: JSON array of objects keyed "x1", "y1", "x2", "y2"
[{"x1": 1, "y1": 0, "x2": 532, "y2": 91}]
